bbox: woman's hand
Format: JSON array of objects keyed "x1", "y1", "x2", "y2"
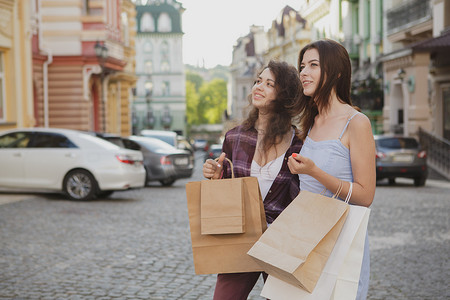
[
  {"x1": 202, "y1": 152, "x2": 226, "y2": 179},
  {"x1": 287, "y1": 153, "x2": 316, "y2": 175}
]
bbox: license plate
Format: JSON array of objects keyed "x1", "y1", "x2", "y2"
[
  {"x1": 175, "y1": 157, "x2": 188, "y2": 165},
  {"x1": 393, "y1": 155, "x2": 413, "y2": 162}
]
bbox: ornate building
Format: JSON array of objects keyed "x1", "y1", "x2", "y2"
[
  {"x1": 133, "y1": 0, "x2": 186, "y2": 135},
  {"x1": 228, "y1": 6, "x2": 308, "y2": 123},
  {"x1": 30, "y1": 0, "x2": 137, "y2": 136}
]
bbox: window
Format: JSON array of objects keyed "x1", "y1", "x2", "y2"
[
  {"x1": 0, "y1": 52, "x2": 4, "y2": 121},
  {"x1": 160, "y1": 41, "x2": 169, "y2": 60},
  {"x1": 161, "y1": 61, "x2": 170, "y2": 72},
  {"x1": 158, "y1": 12, "x2": 172, "y2": 32},
  {"x1": 121, "y1": 12, "x2": 129, "y2": 46},
  {"x1": 144, "y1": 41, "x2": 153, "y2": 53},
  {"x1": 31, "y1": 133, "x2": 77, "y2": 148},
  {"x1": 162, "y1": 81, "x2": 170, "y2": 96},
  {"x1": 145, "y1": 60, "x2": 153, "y2": 74},
  {"x1": 0, "y1": 132, "x2": 33, "y2": 148},
  {"x1": 141, "y1": 12, "x2": 155, "y2": 32}
]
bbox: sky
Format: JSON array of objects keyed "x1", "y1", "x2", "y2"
[{"x1": 178, "y1": 0, "x2": 301, "y2": 68}]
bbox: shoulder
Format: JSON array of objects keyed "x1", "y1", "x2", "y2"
[
  {"x1": 225, "y1": 125, "x2": 254, "y2": 139},
  {"x1": 348, "y1": 112, "x2": 372, "y2": 133}
]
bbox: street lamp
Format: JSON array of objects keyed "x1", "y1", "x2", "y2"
[{"x1": 94, "y1": 41, "x2": 109, "y2": 132}]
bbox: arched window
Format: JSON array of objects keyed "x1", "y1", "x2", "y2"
[
  {"x1": 161, "y1": 61, "x2": 170, "y2": 73},
  {"x1": 158, "y1": 12, "x2": 172, "y2": 32},
  {"x1": 160, "y1": 41, "x2": 169, "y2": 60},
  {"x1": 144, "y1": 41, "x2": 153, "y2": 53},
  {"x1": 141, "y1": 12, "x2": 155, "y2": 32},
  {"x1": 145, "y1": 61, "x2": 153, "y2": 74}
]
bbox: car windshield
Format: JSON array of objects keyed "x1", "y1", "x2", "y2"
[
  {"x1": 377, "y1": 137, "x2": 419, "y2": 149},
  {"x1": 132, "y1": 137, "x2": 176, "y2": 152}
]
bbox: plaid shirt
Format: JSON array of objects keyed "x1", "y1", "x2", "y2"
[{"x1": 221, "y1": 125, "x2": 303, "y2": 224}]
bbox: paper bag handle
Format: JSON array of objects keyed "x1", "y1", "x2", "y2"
[{"x1": 214, "y1": 157, "x2": 235, "y2": 178}]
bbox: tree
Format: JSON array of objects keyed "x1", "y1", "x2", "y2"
[
  {"x1": 198, "y1": 79, "x2": 227, "y2": 124},
  {"x1": 185, "y1": 81, "x2": 200, "y2": 125},
  {"x1": 186, "y1": 71, "x2": 203, "y2": 92}
]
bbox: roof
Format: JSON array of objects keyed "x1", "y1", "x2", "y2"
[
  {"x1": 274, "y1": 5, "x2": 306, "y2": 37},
  {"x1": 412, "y1": 29, "x2": 450, "y2": 52}
]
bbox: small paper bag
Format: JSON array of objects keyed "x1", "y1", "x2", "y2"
[
  {"x1": 247, "y1": 189, "x2": 349, "y2": 293},
  {"x1": 186, "y1": 176, "x2": 267, "y2": 274},
  {"x1": 201, "y1": 177, "x2": 245, "y2": 234}
]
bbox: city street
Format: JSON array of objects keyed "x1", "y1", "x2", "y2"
[{"x1": 0, "y1": 152, "x2": 449, "y2": 300}]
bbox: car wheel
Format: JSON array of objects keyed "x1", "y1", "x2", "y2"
[
  {"x1": 414, "y1": 176, "x2": 426, "y2": 187},
  {"x1": 159, "y1": 178, "x2": 175, "y2": 186},
  {"x1": 388, "y1": 178, "x2": 396, "y2": 185},
  {"x1": 63, "y1": 169, "x2": 97, "y2": 201},
  {"x1": 97, "y1": 190, "x2": 114, "y2": 198}
]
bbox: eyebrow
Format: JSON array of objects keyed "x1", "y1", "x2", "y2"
[
  {"x1": 301, "y1": 59, "x2": 320, "y2": 65},
  {"x1": 257, "y1": 76, "x2": 276, "y2": 84}
]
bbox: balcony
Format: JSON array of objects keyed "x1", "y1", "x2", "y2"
[{"x1": 387, "y1": 0, "x2": 432, "y2": 41}]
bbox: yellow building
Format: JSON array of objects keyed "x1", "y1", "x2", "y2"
[{"x1": 0, "y1": 0, "x2": 35, "y2": 131}]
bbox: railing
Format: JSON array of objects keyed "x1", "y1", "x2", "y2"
[
  {"x1": 418, "y1": 127, "x2": 450, "y2": 180},
  {"x1": 387, "y1": 0, "x2": 431, "y2": 34}
]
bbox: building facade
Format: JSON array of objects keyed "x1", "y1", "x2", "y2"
[
  {"x1": 228, "y1": 5, "x2": 309, "y2": 122},
  {"x1": 0, "y1": 0, "x2": 35, "y2": 131},
  {"x1": 133, "y1": 0, "x2": 186, "y2": 135},
  {"x1": 30, "y1": 0, "x2": 137, "y2": 136}
]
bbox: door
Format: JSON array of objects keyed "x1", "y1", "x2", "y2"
[
  {"x1": 0, "y1": 131, "x2": 32, "y2": 187},
  {"x1": 23, "y1": 132, "x2": 79, "y2": 189}
]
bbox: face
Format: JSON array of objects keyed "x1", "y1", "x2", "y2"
[
  {"x1": 299, "y1": 48, "x2": 321, "y2": 97},
  {"x1": 252, "y1": 68, "x2": 277, "y2": 110}
]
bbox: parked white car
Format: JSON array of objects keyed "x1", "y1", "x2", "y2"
[{"x1": 0, "y1": 128, "x2": 146, "y2": 200}]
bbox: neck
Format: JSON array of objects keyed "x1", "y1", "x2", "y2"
[{"x1": 255, "y1": 114, "x2": 270, "y2": 131}]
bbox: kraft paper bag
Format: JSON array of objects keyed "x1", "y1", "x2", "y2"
[
  {"x1": 260, "y1": 205, "x2": 370, "y2": 300},
  {"x1": 247, "y1": 189, "x2": 349, "y2": 293},
  {"x1": 186, "y1": 176, "x2": 267, "y2": 274},
  {"x1": 200, "y1": 177, "x2": 245, "y2": 234}
]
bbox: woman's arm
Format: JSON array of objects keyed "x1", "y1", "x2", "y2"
[{"x1": 288, "y1": 114, "x2": 376, "y2": 207}]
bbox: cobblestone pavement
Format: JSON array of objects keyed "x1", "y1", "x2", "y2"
[{"x1": 0, "y1": 152, "x2": 449, "y2": 299}]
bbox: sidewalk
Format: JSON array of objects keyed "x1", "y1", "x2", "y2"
[{"x1": 0, "y1": 193, "x2": 34, "y2": 205}]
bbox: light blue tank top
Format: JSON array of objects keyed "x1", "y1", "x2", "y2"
[
  {"x1": 299, "y1": 112, "x2": 359, "y2": 197},
  {"x1": 299, "y1": 112, "x2": 370, "y2": 299}
]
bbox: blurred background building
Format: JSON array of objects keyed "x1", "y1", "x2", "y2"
[
  {"x1": 1, "y1": 0, "x2": 448, "y2": 178},
  {"x1": 133, "y1": 0, "x2": 186, "y2": 136}
]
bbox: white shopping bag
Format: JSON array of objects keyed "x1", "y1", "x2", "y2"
[{"x1": 261, "y1": 205, "x2": 370, "y2": 300}]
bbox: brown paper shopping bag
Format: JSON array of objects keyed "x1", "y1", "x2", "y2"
[
  {"x1": 247, "y1": 184, "x2": 349, "y2": 293},
  {"x1": 201, "y1": 158, "x2": 245, "y2": 234},
  {"x1": 186, "y1": 176, "x2": 267, "y2": 274}
]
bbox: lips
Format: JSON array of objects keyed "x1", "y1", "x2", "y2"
[
  {"x1": 302, "y1": 80, "x2": 312, "y2": 87},
  {"x1": 253, "y1": 92, "x2": 264, "y2": 99}
]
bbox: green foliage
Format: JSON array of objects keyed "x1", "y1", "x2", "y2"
[
  {"x1": 185, "y1": 75, "x2": 227, "y2": 125},
  {"x1": 186, "y1": 71, "x2": 203, "y2": 92}
]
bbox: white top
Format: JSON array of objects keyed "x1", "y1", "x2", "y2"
[{"x1": 251, "y1": 153, "x2": 285, "y2": 201}]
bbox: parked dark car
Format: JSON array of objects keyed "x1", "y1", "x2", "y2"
[
  {"x1": 128, "y1": 136, "x2": 194, "y2": 186},
  {"x1": 374, "y1": 135, "x2": 427, "y2": 186},
  {"x1": 204, "y1": 144, "x2": 223, "y2": 161}
]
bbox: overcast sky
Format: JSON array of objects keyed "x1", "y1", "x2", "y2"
[{"x1": 178, "y1": 0, "x2": 301, "y2": 68}]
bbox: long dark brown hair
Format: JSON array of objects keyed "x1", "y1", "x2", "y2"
[
  {"x1": 242, "y1": 60, "x2": 302, "y2": 152},
  {"x1": 297, "y1": 39, "x2": 353, "y2": 141}
]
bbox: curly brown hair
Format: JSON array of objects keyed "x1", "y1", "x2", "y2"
[{"x1": 242, "y1": 60, "x2": 302, "y2": 152}]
